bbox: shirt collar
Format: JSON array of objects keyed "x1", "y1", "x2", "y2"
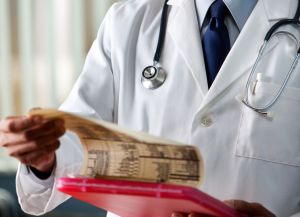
[{"x1": 196, "y1": 0, "x2": 258, "y2": 30}]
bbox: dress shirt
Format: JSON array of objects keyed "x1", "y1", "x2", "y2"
[{"x1": 195, "y1": 0, "x2": 258, "y2": 46}]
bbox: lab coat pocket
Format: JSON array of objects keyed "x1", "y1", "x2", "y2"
[{"x1": 236, "y1": 81, "x2": 300, "y2": 166}]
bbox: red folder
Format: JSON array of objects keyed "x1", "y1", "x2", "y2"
[{"x1": 57, "y1": 178, "x2": 245, "y2": 217}]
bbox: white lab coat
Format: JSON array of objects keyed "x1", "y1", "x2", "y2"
[{"x1": 16, "y1": 0, "x2": 300, "y2": 216}]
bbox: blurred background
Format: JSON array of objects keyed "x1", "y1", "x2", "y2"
[{"x1": 0, "y1": 0, "x2": 117, "y2": 216}]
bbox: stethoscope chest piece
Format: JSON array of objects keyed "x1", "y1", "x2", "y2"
[
  {"x1": 141, "y1": 0, "x2": 169, "y2": 90},
  {"x1": 141, "y1": 65, "x2": 167, "y2": 89}
]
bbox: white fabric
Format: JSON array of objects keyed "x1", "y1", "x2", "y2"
[
  {"x1": 16, "y1": 0, "x2": 300, "y2": 216},
  {"x1": 16, "y1": 131, "x2": 83, "y2": 215}
]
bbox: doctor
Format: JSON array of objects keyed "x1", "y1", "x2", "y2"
[{"x1": 0, "y1": 0, "x2": 300, "y2": 216}]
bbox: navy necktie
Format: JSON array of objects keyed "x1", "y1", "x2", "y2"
[{"x1": 202, "y1": 0, "x2": 230, "y2": 87}]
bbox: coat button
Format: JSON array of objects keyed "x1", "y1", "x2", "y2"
[{"x1": 200, "y1": 115, "x2": 213, "y2": 127}]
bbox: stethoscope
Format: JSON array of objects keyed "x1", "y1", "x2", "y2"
[
  {"x1": 142, "y1": 0, "x2": 300, "y2": 117},
  {"x1": 141, "y1": 0, "x2": 169, "y2": 89},
  {"x1": 240, "y1": 0, "x2": 300, "y2": 117}
]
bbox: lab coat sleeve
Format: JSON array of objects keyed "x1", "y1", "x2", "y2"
[
  {"x1": 16, "y1": 132, "x2": 83, "y2": 216},
  {"x1": 16, "y1": 4, "x2": 117, "y2": 215}
]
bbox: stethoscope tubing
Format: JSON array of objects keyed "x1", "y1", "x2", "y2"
[
  {"x1": 154, "y1": 0, "x2": 170, "y2": 63},
  {"x1": 242, "y1": 48, "x2": 300, "y2": 112},
  {"x1": 142, "y1": 0, "x2": 300, "y2": 111},
  {"x1": 141, "y1": 0, "x2": 169, "y2": 90},
  {"x1": 243, "y1": 16, "x2": 300, "y2": 113}
]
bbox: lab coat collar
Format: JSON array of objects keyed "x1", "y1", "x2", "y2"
[
  {"x1": 199, "y1": 0, "x2": 297, "y2": 109},
  {"x1": 166, "y1": 0, "x2": 297, "y2": 103},
  {"x1": 263, "y1": 0, "x2": 297, "y2": 21},
  {"x1": 167, "y1": 0, "x2": 295, "y2": 21},
  {"x1": 167, "y1": 0, "x2": 209, "y2": 96},
  {"x1": 193, "y1": 0, "x2": 213, "y2": 28},
  {"x1": 167, "y1": 0, "x2": 184, "y2": 6}
]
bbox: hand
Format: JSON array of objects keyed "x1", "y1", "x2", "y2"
[
  {"x1": 0, "y1": 115, "x2": 65, "y2": 173},
  {"x1": 172, "y1": 200, "x2": 276, "y2": 217},
  {"x1": 224, "y1": 200, "x2": 276, "y2": 217}
]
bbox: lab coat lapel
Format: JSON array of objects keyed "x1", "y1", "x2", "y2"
[
  {"x1": 167, "y1": 0, "x2": 208, "y2": 96},
  {"x1": 199, "y1": 0, "x2": 296, "y2": 108}
]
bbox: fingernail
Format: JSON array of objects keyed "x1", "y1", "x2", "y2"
[
  {"x1": 11, "y1": 118, "x2": 29, "y2": 131},
  {"x1": 55, "y1": 119, "x2": 64, "y2": 127},
  {"x1": 32, "y1": 116, "x2": 42, "y2": 124},
  {"x1": 21, "y1": 118, "x2": 31, "y2": 128},
  {"x1": 9, "y1": 122, "x2": 17, "y2": 131}
]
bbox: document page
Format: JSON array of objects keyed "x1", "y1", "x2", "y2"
[{"x1": 30, "y1": 109, "x2": 204, "y2": 187}]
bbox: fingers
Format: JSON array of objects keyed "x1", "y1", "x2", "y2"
[
  {"x1": 224, "y1": 200, "x2": 276, "y2": 217},
  {"x1": 1, "y1": 118, "x2": 65, "y2": 147},
  {"x1": 15, "y1": 140, "x2": 60, "y2": 166},
  {"x1": 0, "y1": 116, "x2": 37, "y2": 133},
  {"x1": 0, "y1": 114, "x2": 64, "y2": 174},
  {"x1": 6, "y1": 131, "x2": 63, "y2": 157},
  {"x1": 24, "y1": 119, "x2": 65, "y2": 140}
]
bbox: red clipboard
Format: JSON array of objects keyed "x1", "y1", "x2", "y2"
[{"x1": 57, "y1": 178, "x2": 245, "y2": 217}]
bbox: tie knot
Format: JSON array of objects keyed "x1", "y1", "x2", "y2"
[{"x1": 209, "y1": 0, "x2": 228, "y2": 20}]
